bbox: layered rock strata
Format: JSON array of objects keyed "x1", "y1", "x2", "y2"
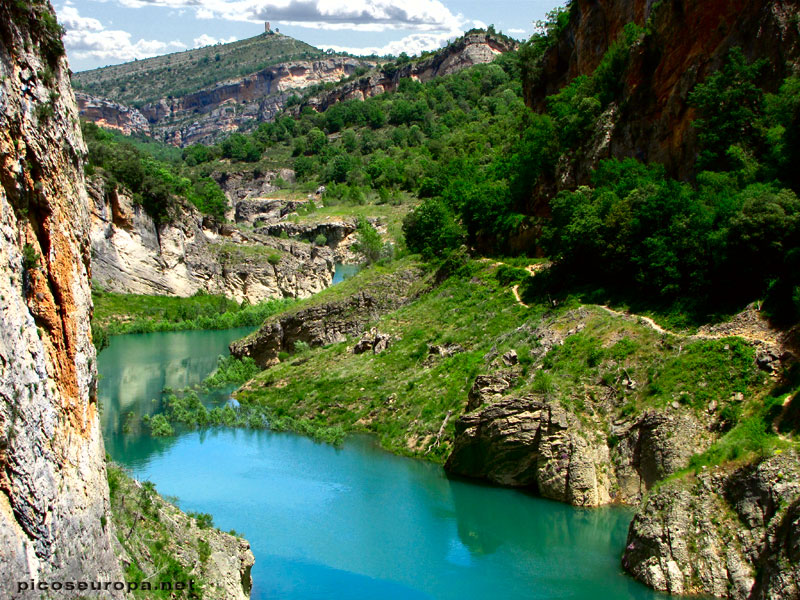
[
  {"x1": 623, "y1": 451, "x2": 800, "y2": 599},
  {"x1": 89, "y1": 177, "x2": 335, "y2": 303},
  {"x1": 230, "y1": 265, "x2": 425, "y2": 367}
]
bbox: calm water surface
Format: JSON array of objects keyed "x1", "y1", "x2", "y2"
[
  {"x1": 332, "y1": 263, "x2": 361, "y2": 285},
  {"x1": 98, "y1": 329, "x2": 671, "y2": 600}
]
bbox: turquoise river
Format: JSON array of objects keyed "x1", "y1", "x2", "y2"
[{"x1": 98, "y1": 327, "x2": 672, "y2": 600}]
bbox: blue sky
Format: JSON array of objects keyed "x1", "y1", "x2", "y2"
[{"x1": 55, "y1": 0, "x2": 564, "y2": 72}]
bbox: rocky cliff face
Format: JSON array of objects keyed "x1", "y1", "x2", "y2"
[
  {"x1": 299, "y1": 32, "x2": 518, "y2": 113},
  {"x1": 77, "y1": 32, "x2": 516, "y2": 147},
  {"x1": 0, "y1": 3, "x2": 124, "y2": 595},
  {"x1": 623, "y1": 451, "x2": 800, "y2": 599},
  {"x1": 443, "y1": 311, "x2": 713, "y2": 507},
  {"x1": 89, "y1": 177, "x2": 335, "y2": 303},
  {"x1": 525, "y1": 0, "x2": 800, "y2": 182},
  {"x1": 79, "y1": 57, "x2": 374, "y2": 147},
  {"x1": 109, "y1": 464, "x2": 254, "y2": 600},
  {"x1": 230, "y1": 264, "x2": 425, "y2": 367},
  {"x1": 75, "y1": 92, "x2": 150, "y2": 137}
]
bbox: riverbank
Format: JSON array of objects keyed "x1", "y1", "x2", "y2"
[
  {"x1": 225, "y1": 257, "x2": 791, "y2": 475},
  {"x1": 98, "y1": 256, "x2": 800, "y2": 598},
  {"x1": 95, "y1": 324, "x2": 664, "y2": 600},
  {"x1": 91, "y1": 288, "x2": 294, "y2": 350}
]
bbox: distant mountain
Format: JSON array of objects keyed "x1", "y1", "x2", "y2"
[
  {"x1": 72, "y1": 32, "x2": 329, "y2": 107},
  {"x1": 74, "y1": 30, "x2": 516, "y2": 147}
]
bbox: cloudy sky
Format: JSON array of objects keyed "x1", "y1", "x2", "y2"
[{"x1": 55, "y1": 0, "x2": 563, "y2": 72}]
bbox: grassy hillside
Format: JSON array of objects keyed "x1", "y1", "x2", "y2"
[
  {"x1": 141, "y1": 257, "x2": 794, "y2": 469},
  {"x1": 73, "y1": 32, "x2": 326, "y2": 106}
]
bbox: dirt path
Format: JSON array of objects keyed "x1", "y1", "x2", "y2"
[
  {"x1": 511, "y1": 284, "x2": 529, "y2": 308},
  {"x1": 598, "y1": 305, "x2": 670, "y2": 336},
  {"x1": 489, "y1": 258, "x2": 789, "y2": 351}
]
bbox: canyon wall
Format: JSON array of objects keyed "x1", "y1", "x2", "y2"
[
  {"x1": 525, "y1": 0, "x2": 800, "y2": 182},
  {"x1": 76, "y1": 32, "x2": 516, "y2": 147},
  {"x1": 78, "y1": 57, "x2": 374, "y2": 146},
  {"x1": 89, "y1": 177, "x2": 335, "y2": 302},
  {"x1": 0, "y1": 3, "x2": 124, "y2": 595},
  {"x1": 298, "y1": 32, "x2": 518, "y2": 113}
]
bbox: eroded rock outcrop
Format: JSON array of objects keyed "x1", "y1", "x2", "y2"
[
  {"x1": 230, "y1": 264, "x2": 425, "y2": 367},
  {"x1": 300, "y1": 32, "x2": 518, "y2": 114},
  {"x1": 623, "y1": 451, "x2": 800, "y2": 599},
  {"x1": 0, "y1": 4, "x2": 123, "y2": 595},
  {"x1": 445, "y1": 311, "x2": 714, "y2": 507},
  {"x1": 446, "y1": 396, "x2": 614, "y2": 506},
  {"x1": 75, "y1": 91, "x2": 150, "y2": 137},
  {"x1": 89, "y1": 177, "x2": 335, "y2": 302}
]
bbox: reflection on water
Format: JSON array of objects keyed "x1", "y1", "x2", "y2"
[
  {"x1": 97, "y1": 327, "x2": 251, "y2": 462},
  {"x1": 332, "y1": 263, "x2": 361, "y2": 285},
  {"x1": 98, "y1": 329, "x2": 673, "y2": 600}
]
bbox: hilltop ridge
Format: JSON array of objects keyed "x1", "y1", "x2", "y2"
[
  {"x1": 73, "y1": 31, "x2": 329, "y2": 106},
  {"x1": 74, "y1": 29, "x2": 517, "y2": 146}
]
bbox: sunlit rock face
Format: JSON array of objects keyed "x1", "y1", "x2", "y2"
[{"x1": 0, "y1": 2, "x2": 124, "y2": 595}]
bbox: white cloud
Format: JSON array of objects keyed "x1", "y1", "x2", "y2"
[
  {"x1": 507, "y1": 27, "x2": 526, "y2": 35},
  {"x1": 59, "y1": 5, "x2": 186, "y2": 62},
  {"x1": 327, "y1": 29, "x2": 455, "y2": 57},
  {"x1": 109, "y1": 0, "x2": 466, "y2": 32},
  {"x1": 193, "y1": 33, "x2": 237, "y2": 47}
]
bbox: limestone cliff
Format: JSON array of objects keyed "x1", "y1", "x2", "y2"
[
  {"x1": 0, "y1": 2, "x2": 123, "y2": 595},
  {"x1": 0, "y1": 6, "x2": 255, "y2": 597},
  {"x1": 74, "y1": 92, "x2": 150, "y2": 137},
  {"x1": 89, "y1": 176, "x2": 335, "y2": 303},
  {"x1": 524, "y1": 0, "x2": 800, "y2": 184},
  {"x1": 623, "y1": 451, "x2": 800, "y2": 599},
  {"x1": 298, "y1": 32, "x2": 518, "y2": 114},
  {"x1": 76, "y1": 31, "x2": 516, "y2": 147},
  {"x1": 79, "y1": 57, "x2": 374, "y2": 147},
  {"x1": 230, "y1": 264, "x2": 426, "y2": 367}
]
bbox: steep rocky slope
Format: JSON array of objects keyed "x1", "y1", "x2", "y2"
[
  {"x1": 76, "y1": 31, "x2": 516, "y2": 147},
  {"x1": 0, "y1": 2, "x2": 124, "y2": 595},
  {"x1": 109, "y1": 464, "x2": 254, "y2": 600},
  {"x1": 0, "y1": 4, "x2": 254, "y2": 597},
  {"x1": 623, "y1": 451, "x2": 800, "y2": 599},
  {"x1": 524, "y1": 0, "x2": 800, "y2": 184},
  {"x1": 89, "y1": 177, "x2": 335, "y2": 302},
  {"x1": 297, "y1": 32, "x2": 518, "y2": 113}
]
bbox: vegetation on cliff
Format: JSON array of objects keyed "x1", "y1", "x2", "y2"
[
  {"x1": 107, "y1": 463, "x2": 253, "y2": 599},
  {"x1": 84, "y1": 121, "x2": 228, "y2": 222}
]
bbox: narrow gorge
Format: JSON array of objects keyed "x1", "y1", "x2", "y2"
[{"x1": 3, "y1": 0, "x2": 800, "y2": 598}]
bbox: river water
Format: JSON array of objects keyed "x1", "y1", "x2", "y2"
[{"x1": 97, "y1": 328, "x2": 670, "y2": 600}]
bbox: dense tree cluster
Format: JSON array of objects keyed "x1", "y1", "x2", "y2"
[{"x1": 83, "y1": 122, "x2": 227, "y2": 222}]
